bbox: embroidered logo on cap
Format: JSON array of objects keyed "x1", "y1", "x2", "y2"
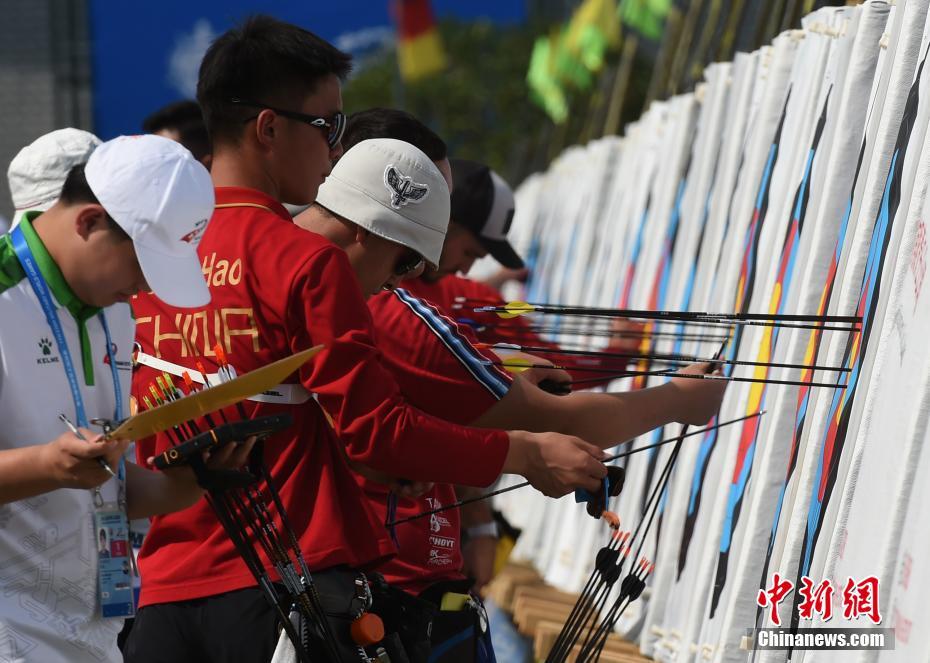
[
  {"x1": 180, "y1": 218, "x2": 209, "y2": 245},
  {"x1": 383, "y1": 165, "x2": 429, "y2": 209}
]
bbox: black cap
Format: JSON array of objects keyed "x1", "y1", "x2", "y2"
[{"x1": 450, "y1": 159, "x2": 524, "y2": 269}]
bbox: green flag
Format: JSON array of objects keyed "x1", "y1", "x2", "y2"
[
  {"x1": 619, "y1": 0, "x2": 672, "y2": 41},
  {"x1": 527, "y1": 36, "x2": 569, "y2": 123}
]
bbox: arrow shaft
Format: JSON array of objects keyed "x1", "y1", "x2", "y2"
[
  {"x1": 492, "y1": 309, "x2": 859, "y2": 332},
  {"x1": 470, "y1": 323, "x2": 730, "y2": 343},
  {"x1": 494, "y1": 343, "x2": 851, "y2": 373},
  {"x1": 566, "y1": 369, "x2": 846, "y2": 389},
  {"x1": 492, "y1": 360, "x2": 846, "y2": 388},
  {"x1": 474, "y1": 302, "x2": 861, "y2": 323}
]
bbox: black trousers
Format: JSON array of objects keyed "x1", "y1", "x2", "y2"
[
  {"x1": 122, "y1": 586, "x2": 279, "y2": 663},
  {"x1": 124, "y1": 571, "x2": 371, "y2": 663}
]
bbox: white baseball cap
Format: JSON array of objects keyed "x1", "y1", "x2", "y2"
[
  {"x1": 8, "y1": 128, "x2": 102, "y2": 225},
  {"x1": 85, "y1": 135, "x2": 214, "y2": 308},
  {"x1": 315, "y1": 138, "x2": 450, "y2": 267}
]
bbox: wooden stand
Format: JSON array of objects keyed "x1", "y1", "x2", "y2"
[{"x1": 486, "y1": 563, "x2": 654, "y2": 662}]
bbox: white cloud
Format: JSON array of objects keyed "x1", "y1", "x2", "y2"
[
  {"x1": 167, "y1": 19, "x2": 217, "y2": 98},
  {"x1": 334, "y1": 26, "x2": 395, "y2": 55}
]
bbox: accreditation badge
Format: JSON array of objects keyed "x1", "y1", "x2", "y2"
[{"x1": 93, "y1": 508, "x2": 136, "y2": 618}]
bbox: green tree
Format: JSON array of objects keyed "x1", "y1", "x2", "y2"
[{"x1": 343, "y1": 18, "x2": 553, "y2": 184}]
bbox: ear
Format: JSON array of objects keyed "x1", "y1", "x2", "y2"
[
  {"x1": 354, "y1": 225, "x2": 371, "y2": 244},
  {"x1": 254, "y1": 109, "x2": 278, "y2": 149},
  {"x1": 73, "y1": 204, "x2": 110, "y2": 240}
]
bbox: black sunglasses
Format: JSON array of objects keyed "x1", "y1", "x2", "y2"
[
  {"x1": 394, "y1": 252, "x2": 425, "y2": 277},
  {"x1": 230, "y1": 97, "x2": 346, "y2": 149}
]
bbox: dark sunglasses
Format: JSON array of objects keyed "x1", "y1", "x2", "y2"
[
  {"x1": 230, "y1": 97, "x2": 346, "y2": 149},
  {"x1": 394, "y1": 252, "x2": 425, "y2": 277}
]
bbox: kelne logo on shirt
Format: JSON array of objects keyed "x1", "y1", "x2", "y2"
[{"x1": 36, "y1": 338, "x2": 59, "y2": 365}]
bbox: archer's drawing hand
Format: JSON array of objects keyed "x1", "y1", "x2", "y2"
[
  {"x1": 504, "y1": 430, "x2": 607, "y2": 498},
  {"x1": 670, "y1": 362, "x2": 727, "y2": 425}
]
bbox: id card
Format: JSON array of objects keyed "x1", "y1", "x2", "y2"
[{"x1": 94, "y1": 509, "x2": 136, "y2": 618}]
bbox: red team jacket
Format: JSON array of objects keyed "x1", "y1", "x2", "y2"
[
  {"x1": 131, "y1": 187, "x2": 509, "y2": 607},
  {"x1": 365, "y1": 289, "x2": 513, "y2": 594},
  {"x1": 363, "y1": 276, "x2": 634, "y2": 593}
]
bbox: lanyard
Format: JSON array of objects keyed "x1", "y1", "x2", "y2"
[{"x1": 10, "y1": 226, "x2": 124, "y2": 427}]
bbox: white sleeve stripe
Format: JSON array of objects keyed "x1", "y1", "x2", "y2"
[{"x1": 393, "y1": 289, "x2": 511, "y2": 400}]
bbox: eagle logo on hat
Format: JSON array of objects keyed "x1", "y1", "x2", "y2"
[{"x1": 384, "y1": 165, "x2": 429, "y2": 209}]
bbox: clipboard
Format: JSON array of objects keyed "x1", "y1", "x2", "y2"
[{"x1": 111, "y1": 346, "x2": 321, "y2": 440}]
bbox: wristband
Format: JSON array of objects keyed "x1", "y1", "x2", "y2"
[{"x1": 465, "y1": 521, "x2": 499, "y2": 539}]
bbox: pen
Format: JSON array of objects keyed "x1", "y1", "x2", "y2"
[{"x1": 58, "y1": 413, "x2": 117, "y2": 479}]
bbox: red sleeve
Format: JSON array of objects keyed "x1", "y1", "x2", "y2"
[
  {"x1": 368, "y1": 290, "x2": 512, "y2": 424},
  {"x1": 285, "y1": 246, "x2": 509, "y2": 486}
]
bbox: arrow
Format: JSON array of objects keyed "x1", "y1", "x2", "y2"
[
  {"x1": 485, "y1": 342, "x2": 852, "y2": 373},
  {"x1": 491, "y1": 359, "x2": 847, "y2": 389},
  {"x1": 460, "y1": 319, "x2": 731, "y2": 343},
  {"x1": 475, "y1": 302, "x2": 861, "y2": 332},
  {"x1": 473, "y1": 300, "x2": 862, "y2": 323}
]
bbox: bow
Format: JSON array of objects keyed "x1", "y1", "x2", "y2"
[{"x1": 136, "y1": 345, "x2": 348, "y2": 663}]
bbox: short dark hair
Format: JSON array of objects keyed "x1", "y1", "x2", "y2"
[
  {"x1": 310, "y1": 202, "x2": 346, "y2": 223},
  {"x1": 58, "y1": 165, "x2": 130, "y2": 240},
  {"x1": 197, "y1": 15, "x2": 352, "y2": 145},
  {"x1": 142, "y1": 100, "x2": 212, "y2": 162},
  {"x1": 59, "y1": 164, "x2": 99, "y2": 207},
  {"x1": 343, "y1": 108, "x2": 447, "y2": 161},
  {"x1": 142, "y1": 100, "x2": 203, "y2": 133}
]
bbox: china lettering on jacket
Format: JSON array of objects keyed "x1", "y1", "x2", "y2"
[{"x1": 136, "y1": 308, "x2": 260, "y2": 359}]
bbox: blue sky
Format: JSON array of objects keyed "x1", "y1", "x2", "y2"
[{"x1": 89, "y1": 0, "x2": 526, "y2": 138}]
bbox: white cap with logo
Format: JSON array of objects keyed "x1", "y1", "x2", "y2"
[
  {"x1": 7, "y1": 128, "x2": 102, "y2": 226},
  {"x1": 315, "y1": 138, "x2": 450, "y2": 267},
  {"x1": 85, "y1": 134, "x2": 214, "y2": 308}
]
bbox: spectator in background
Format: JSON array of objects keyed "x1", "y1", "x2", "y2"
[
  {"x1": 6, "y1": 128, "x2": 101, "y2": 230},
  {"x1": 142, "y1": 100, "x2": 212, "y2": 169}
]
